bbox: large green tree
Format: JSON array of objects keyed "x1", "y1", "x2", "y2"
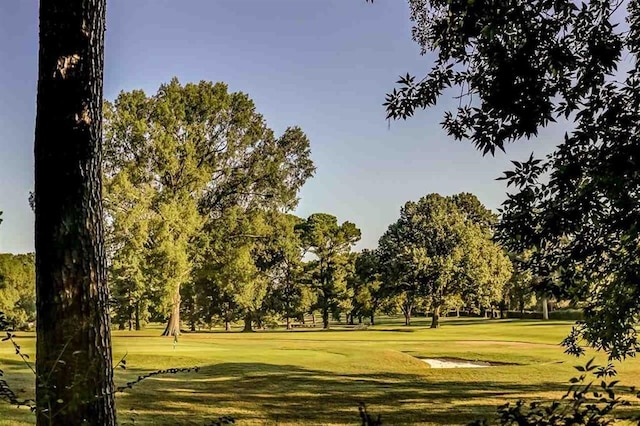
[
  {"x1": 379, "y1": 194, "x2": 511, "y2": 328},
  {"x1": 297, "y1": 213, "x2": 361, "y2": 329},
  {"x1": 376, "y1": 0, "x2": 640, "y2": 359},
  {"x1": 103, "y1": 79, "x2": 314, "y2": 336},
  {"x1": 34, "y1": 0, "x2": 116, "y2": 423}
]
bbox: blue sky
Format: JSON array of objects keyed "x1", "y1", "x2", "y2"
[{"x1": 0, "y1": 0, "x2": 561, "y2": 254}]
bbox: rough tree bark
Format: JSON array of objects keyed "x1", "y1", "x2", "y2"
[{"x1": 34, "y1": 1, "x2": 116, "y2": 424}]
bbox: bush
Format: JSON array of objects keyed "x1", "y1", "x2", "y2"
[
  {"x1": 549, "y1": 309, "x2": 584, "y2": 321},
  {"x1": 505, "y1": 311, "x2": 543, "y2": 319}
]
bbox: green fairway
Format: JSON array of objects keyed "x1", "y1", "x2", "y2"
[{"x1": 2, "y1": 318, "x2": 640, "y2": 425}]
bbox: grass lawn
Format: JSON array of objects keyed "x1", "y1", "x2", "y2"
[{"x1": 1, "y1": 317, "x2": 640, "y2": 425}]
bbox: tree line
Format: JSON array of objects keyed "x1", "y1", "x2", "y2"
[
  {"x1": 1, "y1": 81, "x2": 549, "y2": 335},
  {"x1": 95, "y1": 79, "x2": 527, "y2": 334}
]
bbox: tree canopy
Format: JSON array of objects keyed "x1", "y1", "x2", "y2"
[
  {"x1": 378, "y1": 193, "x2": 511, "y2": 328},
  {"x1": 103, "y1": 78, "x2": 315, "y2": 335}
]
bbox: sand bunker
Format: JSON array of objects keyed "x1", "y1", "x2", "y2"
[{"x1": 421, "y1": 358, "x2": 492, "y2": 368}]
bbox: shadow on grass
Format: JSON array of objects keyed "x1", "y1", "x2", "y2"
[
  {"x1": 515, "y1": 321, "x2": 577, "y2": 327},
  {"x1": 115, "y1": 362, "x2": 572, "y2": 425},
  {"x1": 4, "y1": 360, "x2": 635, "y2": 425}
]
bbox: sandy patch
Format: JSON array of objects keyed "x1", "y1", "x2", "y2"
[{"x1": 421, "y1": 358, "x2": 492, "y2": 368}]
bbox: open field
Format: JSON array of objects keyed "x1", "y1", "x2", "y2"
[{"x1": 2, "y1": 317, "x2": 640, "y2": 425}]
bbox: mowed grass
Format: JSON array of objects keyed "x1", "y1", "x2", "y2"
[{"x1": 2, "y1": 317, "x2": 640, "y2": 425}]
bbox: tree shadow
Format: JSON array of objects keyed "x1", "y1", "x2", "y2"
[
  {"x1": 516, "y1": 321, "x2": 576, "y2": 326},
  {"x1": 116, "y1": 362, "x2": 575, "y2": 425}
]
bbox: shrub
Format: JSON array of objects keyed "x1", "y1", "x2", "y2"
[
  {"x1": 505, "y1": 311, "x2": 543, "y2": 319},
  {"x1": 549, "y1": 309, "x2": 584, "y2": 321}
]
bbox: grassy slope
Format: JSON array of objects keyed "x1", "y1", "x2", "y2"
[{"x1": 1, "y1": 317, "x2": 639, "y2": 425}]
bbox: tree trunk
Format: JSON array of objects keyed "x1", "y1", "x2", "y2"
[
  {"x1": 348, "y1": 313, "x2": 354, "y2": 325},
  {"x1": 34, "y1": 1, "x2": 116, "y2": 424},
  {"x1": 242, "y1": 313, "x2": 253, "y2": 332},
  {"x1": 402, "y1": 299, "x2": 413, "y2": 326},
  {"x1": 225, "y1": 320, "x2": 231, "y2": 332},
  {"x1": 311, "y1": 312, "x2": 316, "y2": 326},
  {"x1": 403, "y1": 308, "x2": 412, "y2": 326},
  {"x1": 322, "y1": 306, "x2": 330, "y2": 329},
  {"x1": 456, "y1": 307, "x2": 460, "y2": 317},
  {"x1": 162, "y1": 290, "x2": 181, "y2": 336},
  {"x1": 135, "y1": 303, "x2": 141, "y2": 331},
  {"x1": 430, "y1": 305, "x2": 441, "y2": 328},
  {"x1": 358, "y1": 315, "x2": 363, "y2": 324},
  {"x1": 127, "y1": 290, "x2": 133, "y2": 330},
  {"x1": 286, "y1": 316, "x2": 291, "y2": 330},
  {"x1": 370, "y1": 311, "x2": 375, "y2": 326},
  {"x1": 542, "y1": 297, "x2": 549, "y2": 320}
]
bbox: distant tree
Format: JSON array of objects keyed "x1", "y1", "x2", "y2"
[
  {"x1": 0, "y1": 253, "x2": 36, "y2": 329},
  {"x1": 105, "y1": 173, "x2": 154, "y2": 330},
  {"x1": 453, "y1": 194, "x2": 511, "y2": 317},
  {"x1": 379, "y1": 194, "x2": 510, "y2": 328},
  {"x1": 459, "y1": 225, "x2": 513, "y2": 318},
  {"x1": 297, "y1": 213, "x2": 361, "y2": 329},
  {"x1": 258, "y1": 213, "x2": 310, "y2": 329},
  {"x1": 348, "y1": 249, "x2": 384, "y2": 325},
  {"x1": 503, "y1": 271, "x2": 535, "y2": 316},
  {"x1": 33, "y1": 0, "x2": 116, "y2": 423},
  {"x1": 377, "y1": 0, "x2": 640, "y2": 359},
  {"x1": 377, "y1": 222, "x2": 423, "y2": 326}
]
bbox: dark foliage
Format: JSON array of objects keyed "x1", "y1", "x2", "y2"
[
  {"x1": 0, "y1": 312, "x2": 7, "y2": 331},
  {"x1": 377, "y1": 0, "x2": 640, "y2": 360}
]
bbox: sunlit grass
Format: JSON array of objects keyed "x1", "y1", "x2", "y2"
[{"x1": 1, "y1": 317, "x2": 639, "y2": 425}]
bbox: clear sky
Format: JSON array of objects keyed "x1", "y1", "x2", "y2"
[{"x1": 0, "y1": 0, "x2": 562, "y2": 254}]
